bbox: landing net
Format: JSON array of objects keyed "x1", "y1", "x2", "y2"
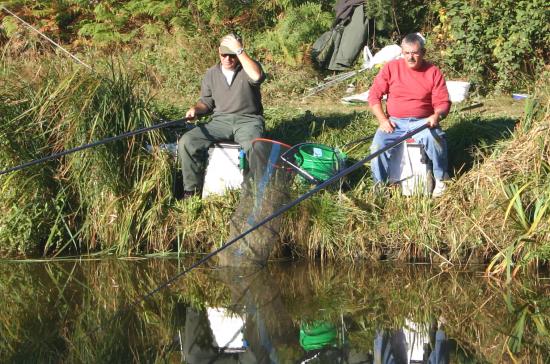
[{"x1": 216, "y1": 138, "x2": 293, "y2": 267}]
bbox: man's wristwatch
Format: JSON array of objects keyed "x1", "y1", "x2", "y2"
[{"x1": 236, "y1": 48, "x2": 244, "y2": 56}]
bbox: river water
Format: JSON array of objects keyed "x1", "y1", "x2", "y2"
[{"x1": 0, "y1": 258, "x2": 548, "y2": 363}]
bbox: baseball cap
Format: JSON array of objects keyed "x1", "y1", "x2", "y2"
[{"x1": 219, "y1": 33, "x2": 242, "y2": 55}]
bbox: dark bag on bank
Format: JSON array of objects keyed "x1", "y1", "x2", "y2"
[
  {"x1": 310, "y1": 0, "x2": 367, "y2": 71},
  {"x1": 311, "y1": 25, "x2": 344, "y2": 69}
]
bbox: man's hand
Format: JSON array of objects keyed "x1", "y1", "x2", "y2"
[
  {"x1": 185, "y1": 102, "x2": 210, "y2": 121},
  {"x1": 221, "y1": 34, "x2": 263, "y2": 82},
  {"x1": 220, "y1": 34, "x2": 243, "y2": 54},
  {"x1": 379, "y1": 118, "x2": 396, "y2": 133},
  {"x1": 370, "y1": 103, "x2": 395, "y2": 133},
  {"x1": 185, "y1": 107, "x2": 198, "y2": 120},
  {"x1": 426, "y1": 111, "x2": 445, "y2": 128}
]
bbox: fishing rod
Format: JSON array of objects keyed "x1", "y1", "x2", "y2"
[
  {"x1": 340, "y1": 133, "x2": 376, "y2": 155},
  {"x1": 1, "y1": 6, "x2": 92, "y2": 70},
  {"x1": 0, "y1": 117, "x2": 194, "y2": 176},
  {"x1": 104, "y1": 123, "x2": 430, "y2": 327}
]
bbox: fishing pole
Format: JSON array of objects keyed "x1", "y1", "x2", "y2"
[
  {"x1": 1, "y1": 6, "x2": 92, "y2": 70},
  {"x1": 0, "y1": 117, "x2": 194, "y2": 176},
  {"x1": 103, "y1": 123, "x2": 430, "y2": 328},
  {"x1": 340, "y1": 133, "x2": 376, "y2": 155}
]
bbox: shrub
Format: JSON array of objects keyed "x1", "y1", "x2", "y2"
[
  {"x1": 253, "y1": 2, "x2": 333, "y2": 66},
  {"x1": 432, "y1": 0, "x2": 548, "y2": 93}
]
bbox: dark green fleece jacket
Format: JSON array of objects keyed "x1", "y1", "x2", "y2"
[{"x1": 200, "y1": 62, "x2": 266, "y2": 116}]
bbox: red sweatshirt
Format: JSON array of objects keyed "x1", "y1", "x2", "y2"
[{"x1": 368, "y1": 58, "x2": 451, "y2": 118}]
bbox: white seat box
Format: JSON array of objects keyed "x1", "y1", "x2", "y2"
[
  {"x1": 202, "y1": 143, "x2": 243, "y2": 198},
  {"x1": 388, "y1": 140, "x2": 432, "y2": 196}
]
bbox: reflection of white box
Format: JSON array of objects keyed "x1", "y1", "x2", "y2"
[
  {"x1": 207, "y1": 307, "x2": 246, "y2": 352},
  {"x1": 202, "y1": 143, "x2": 243, "y2": 198},
  {"x1": 388, "y1": 140, "x2": 431, "y2": 196},
  {"x1": 403, "y1": 319, "x2": 431, "y2": 363}
]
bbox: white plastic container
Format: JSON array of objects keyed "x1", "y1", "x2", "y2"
[
  {"x1": 388, "y1": 140, "x2": 432, "y2": 196},
  {"x1": 446, "y1": 80, "x2": 470, "y2": 103},
  {"x1": 363, "y1": 44, "x2": 402, "y2": 69},
  {"x1": 202, "y1": 143, "x2": 243, "y2": 198}
]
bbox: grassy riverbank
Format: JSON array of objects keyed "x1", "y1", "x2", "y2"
[
  {"x1": 1, "y1": 52, "x2": 548, "y2": 276},
  {"x1": 0, "y1": 14, "x2": 548, "y2": 277}
]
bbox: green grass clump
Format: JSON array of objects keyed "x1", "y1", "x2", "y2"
[{"x1": 0, "y1": 62, "x2": 172, "y2": 255}]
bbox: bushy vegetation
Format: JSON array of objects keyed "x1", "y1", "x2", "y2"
[
  {"x1": 431, "y1": 0, "x2": 549, "y2": 93},
  {"x1": 1, "y1": 0, "x2": 546, "y2": 92},
  {"x1": 254, "y1": 2, "x2": 333, "y2": 66},
  {"x1": 0, "y1": 1, "x2": 548, "y2": 277}
]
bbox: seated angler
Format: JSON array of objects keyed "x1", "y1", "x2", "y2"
[
  {"x1": 368, "y1": 33, "x2": 451, "y2": 197},
  {"x1": 178, "y1": 33, "x2": 266, "y2": 198}
]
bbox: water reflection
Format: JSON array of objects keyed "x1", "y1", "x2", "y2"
[
  {"x1": 373, "y1": 324, "x2": 451, "y2": 364},
  {"x1": 0, "y1": 259, "x2": 548, "y2": 363},
  {"x1": 179, "y1": 268, "x2": 461, "y2": 364},
  {"x1": 181, "y1": 267, "x2": 295, "y2": 363}
]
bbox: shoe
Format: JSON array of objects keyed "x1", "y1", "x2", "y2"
[
  {"x1": 183, "y1": 190, "x2": 200, "y2": 199},
  {"x1": 432, "y1": 179, "x2": 446, "y2": 197}
]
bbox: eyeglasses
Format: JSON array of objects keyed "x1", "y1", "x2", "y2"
[
  {"x1": 402, "y1": 51, "x2": 423, "y2": 56},
  {"x1": 219, "y1": 54, "x2": 237, "y2": 59}
]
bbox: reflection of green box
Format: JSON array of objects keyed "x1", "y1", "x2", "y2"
[
  {"x1": 294, "y1": 143, "x2": 347, "y2": 183},
  {"x1": 299, "y1": 321, "x2": 338, "y2": 351}
]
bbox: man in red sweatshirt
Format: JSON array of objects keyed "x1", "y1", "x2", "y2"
[{"x1": 368, "y1": 33, "x2": 451, "y2": 196}]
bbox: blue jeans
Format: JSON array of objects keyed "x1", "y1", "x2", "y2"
[{"x1": 370, "y1": 117, "x2": 449, "y2": 183}]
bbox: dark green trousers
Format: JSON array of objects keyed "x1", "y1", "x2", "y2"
[{"x1": 177, "y1": 113, "x2": 264, "y2": 192}]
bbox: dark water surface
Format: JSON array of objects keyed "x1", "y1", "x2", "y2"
[{"x1": 0, "y1": 258, "x2": 548, "y2": 363}]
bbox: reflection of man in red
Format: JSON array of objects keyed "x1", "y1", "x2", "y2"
[{"x1": 368, "y1": 33, "x2": 451, "y2": 197}]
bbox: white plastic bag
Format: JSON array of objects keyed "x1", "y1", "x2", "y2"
[{"x1": 363, "y1": 44, "x2": 402, "y2": 69}]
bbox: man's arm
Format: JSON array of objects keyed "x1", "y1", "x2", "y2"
[
  {"x1": 428, "y1": 68, "x2": 451, "y2": 128},
  {"x1": 368, "y1": 63, "x2": 394, "y2": 133},
  {"x1": 186, "y1": 69, "x2": 215, "y2": 120},
  {"x1": 185, "y1": 101, "x2": 211, "y2": 120},
  {"x1": 220, "y1": 35, "x2": 263, "y2": 82}
]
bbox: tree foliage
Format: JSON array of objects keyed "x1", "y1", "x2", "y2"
[
  {"x1": 0, "y1": 0, "x2": 547, "y2": 90},
  {"x1": 0, "y1": 0, "x2": 334, "y2": 45},
  {"x1": 254, "y1": 2, "x2": 333, "y2": 66},
  {"x1": 431, "y1": 0, "x2": 549, "y2": 92}
]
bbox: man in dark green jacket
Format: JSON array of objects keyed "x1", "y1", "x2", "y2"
[{"x1": 178, "y1": 33, "x2": 266, "y2": 198}]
